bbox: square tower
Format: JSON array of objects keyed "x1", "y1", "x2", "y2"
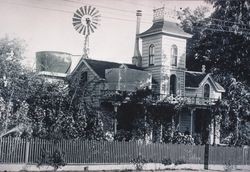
[{"x1": 139, "y1": 7, "x2": 192, "y2": 97}]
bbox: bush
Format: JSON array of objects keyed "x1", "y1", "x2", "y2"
[
  {"x1": 172, "y1": 131, "x2": 194, "y2": 145},
  {"x1": 130, "y1": 155, "x2": 148, "y2": 170},
  {"x1": 161, "y1": 158, "x2": 172, "y2": 165},
  {"x1": 37, "y1": 147, "x2": 66, "y2": 171},
  {"x1": 174, "y1": 159, "x2": 186, "y2": 165}
]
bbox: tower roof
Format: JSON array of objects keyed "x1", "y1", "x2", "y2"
[{"x1": 139, "y1": 21, "x2": 192, "y2": 38}]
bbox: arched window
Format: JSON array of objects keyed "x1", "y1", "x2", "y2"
[
  {"x1": 149, "y1": 44, "x2": 155, "y2": 66},
  {"x1": 80, "y1": 71, "x2": 88, "y2": 85},
  {"x1": 170, "y1": 75, "x2": 177, "y2": 96},
  {"x1": 171, "y1": 45, "x2": 178, "y2": 66},
  {"x1": 204, "y1": 84, "x2": 210, "y2": 99}
]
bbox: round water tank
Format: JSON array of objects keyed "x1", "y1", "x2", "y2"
[{"x1": 36, "y1": 51, "x2": 72, "y2": 73}]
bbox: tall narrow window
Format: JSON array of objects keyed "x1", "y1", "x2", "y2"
[
  {"x1": 171, "y1": 45, "x2": 178, "y2": 66},
  {"x1": 149, "y1": 44, "x2": 155, "y2": 66},
  {"x1": 80, "y1": 71, "x2": 88, "y2": 85},
  {"x1": 204, "y1": 84, "x2": 210, "y2": 99},
  {"x1": 170, "y1": 75, "x2": 177, "y2": 96}
]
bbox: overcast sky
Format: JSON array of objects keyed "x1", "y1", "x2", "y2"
[{"x1": 0, "y1": 0, "x2": 211, "y2": 67}]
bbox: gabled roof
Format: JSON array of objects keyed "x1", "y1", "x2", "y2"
[
  {"x1": 185, "y1": 71, "x2": 225, "y2": 92},
  {"x1": 71, "y1": 58, "x2": 143, "y2": 79},
  {"x1": 139, "y1": 21, "x2": 192, "y2": 38}
]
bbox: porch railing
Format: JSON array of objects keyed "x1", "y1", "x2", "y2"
[{"x1": 100, "y1": 90, "x2": 219, "y2": 106}]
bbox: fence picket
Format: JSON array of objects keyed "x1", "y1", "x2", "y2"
[{"x1": 0, "y1": 137, "x2": 249, "y2": 165}]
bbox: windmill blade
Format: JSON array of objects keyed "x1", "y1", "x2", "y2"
[
  {"x1": 75, "y1": 23, "x2": 83, "y2": 32},
  {"x1": 78, "y1": 25, "x2": 84, "y2": 34},
  {"x1": 73, "y1": 13, "x2": 82, "y2": 19},
  {"x1": 91, "y1": 23, "x2": 97, "y2": 29},
  {"x1": 87, "y1": 5, "x2": 91, "y2": 15},
  {"x1": 94, "y1": 15, "x2": 101, "y2": 18},
  {"x1": 89, "y1": 7, "x2": 96, "y2": 16},
  {"x1": 72, "y1": 17, "x2": 81, "y2": 23},
  {"x1": 92, "y1": 17, "x2": 101, "y2": 22},
  {"x1": 80, "y1": 6, "x2": 85, "y2": 16},
  {"x1": 89, "y1": 25, "x2": 94, "y2": 33},
  {"x1": 91, "y1": 10, "x2": 99, "y2": 17},
  {"x1": 92, "y1": 21, "x2": 98, "y2": 25},
  {"x1": 73, "y1": 21, "x2": 82, "y2": 26},
  {"x1": 76, "y1": 9, "x2": 83, "y2": 17},
  {"x1": 84, "y1": 6, "x2": 88, "y2": 15}
]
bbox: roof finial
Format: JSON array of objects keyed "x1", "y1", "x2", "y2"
[{"x1": 202, "y1": 65, "x2": 206, "y2": 73}]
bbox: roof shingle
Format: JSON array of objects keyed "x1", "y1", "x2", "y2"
[
  {"x1": 84, "y1": 59, "x2": 143, "y2": 79},
  {"x1": 185, "y1": 71, "x2": 207, "y2": 88},
  {"x1": 139, "y1": 21, "x2": 192, "y2": 38}
]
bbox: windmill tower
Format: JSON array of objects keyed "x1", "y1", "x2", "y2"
[{"x1": 72, "y1": 6, "x2": 101, "y2": 58}]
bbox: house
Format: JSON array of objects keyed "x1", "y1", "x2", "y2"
[{"x1": 36, "y1": 7, "x2": 225, "y2": 144}]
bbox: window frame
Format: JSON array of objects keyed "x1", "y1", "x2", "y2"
[
  {"x1": 171, "y1": 44, "x2": 178, "y2": 66},
  {"x1": 204, "y1": 84, "x2": 210, "y2": 99},
  {"x1": 169, "y1": 74, "x2": 177, "y2": 96},
  {"x1": 80, "y1": 71, "x2": 88, "y2": 85},
  {"x1": 149, "y1": 44, "x2": 155, "y2": 66}
]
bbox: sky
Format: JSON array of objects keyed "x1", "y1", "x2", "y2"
[{"x1": 0, "y1": 0, "x2": 211, "y2": 68}]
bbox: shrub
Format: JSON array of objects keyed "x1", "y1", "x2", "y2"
[
  {"x1": 172, "y1": 131, "x2": 194, "y2": 145},
  {"x1": 174, "y1": 159, "x2": 186, "y2": 165},
  {"x1": 37, "y1": 147, "x2": 66, "y2": 171},
  {"x1": 161, "y1": 158, "x2": 172, "y2": 166},
  {"x1": 130, "y1": 155, "x2": 148, "y2": 170}
]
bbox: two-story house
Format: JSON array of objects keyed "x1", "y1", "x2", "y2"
[{"x1": 36, "y1": 7, "x2": 225, "y2": 144}]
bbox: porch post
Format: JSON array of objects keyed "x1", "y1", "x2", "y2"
[
  {"x1": 190, "y1": 108, "x2": 195, "y2": 136},
  {"x1": 114, "y1": 105, "x2": 118, "y2": 135}
]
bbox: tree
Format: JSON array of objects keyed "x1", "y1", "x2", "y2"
[
  {"x1": 0, "y1": 35, "x2": 32, "y2": 137},
  {"x1": 177, "y1": 2, "x2": 250, "y2": 145}
]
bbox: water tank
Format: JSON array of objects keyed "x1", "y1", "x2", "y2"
[{"x1": 36, "y1": 51, "x2": 72, "y2": 73}]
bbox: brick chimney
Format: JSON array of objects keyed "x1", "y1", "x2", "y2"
[{"x1": 132, "y1": 10, "x2": 142, "y2": 67}]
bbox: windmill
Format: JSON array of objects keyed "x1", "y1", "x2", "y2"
[{"x1": 72, "y1": 6, "x2": 101, "y2": 58}]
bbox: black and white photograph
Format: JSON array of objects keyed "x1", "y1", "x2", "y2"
[{"x1": 0, "y1": 0, "x2": 249, "y2": 171}]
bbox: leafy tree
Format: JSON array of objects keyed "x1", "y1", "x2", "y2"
[
  {"x1": 0, "y1": 35, "x2": 32, "y2": 136},
  {"x1": 177, "y1": 2, "x2": 250, "y2": 145}
]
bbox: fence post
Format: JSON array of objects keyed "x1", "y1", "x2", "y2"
[
  {"x1": 204, "y1": 144, "x2": 209, "y2": 170},
  {"x1": 243, "y1": 146, "x2": 249, "y2": 165},
  {"x1": 25, "y1": 140, "x2": 30, "y2": 165}
]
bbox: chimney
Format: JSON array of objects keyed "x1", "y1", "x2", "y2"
[{"x1": 132, "y1": 10, "x2": 142, "y2": 67}]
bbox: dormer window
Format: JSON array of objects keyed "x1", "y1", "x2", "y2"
[
  {"x1": 171, "y1": 45, "x2": 178, "y2": 66},
  {"x1": 149, "y1": 44, "x2": 155, "y2": 66}
]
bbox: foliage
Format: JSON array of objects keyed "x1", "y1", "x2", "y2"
[
  {"x1": 178, "y1": 2, "x2": 250, "y2": 145},
  {"x1": 178, "y1": 1, "x2": 250, "y2": 85},
  {"x1": 130, "y1": 155, "x2": 148, "y2": 170},
  {"x1": 171, "y1": 131, "x2": 195, "y2": 145},
  {"x1": 37, "y1": 146, "x2": 66, "y2": 171},
  {"x1": 0, "y1": 35, "x2": 106, "y2": 141},
  {"x1": 161, "y1": 158, "x2": 172, "y2": 166},
  {"x1": 174, "y1": 159, "x2": 186, "y2": 165},
  {"x1": 0, "y1": 35, "x2": 32, "y2": 137}
]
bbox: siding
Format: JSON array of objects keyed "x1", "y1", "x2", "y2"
[
  {"x1": 141, "y1": 35, "x2": 162, "y2": 67},
  {"x1": 185, "y1": 78, "x2": 222, "y2": 99},
  {"x1": 70, "y1": 61, "x2": 105, "y2": 107},
  {"x1": 179, "y1": 110, "x2": 191, "y2": 133},
  {"x1": 162, "y1": 35, "x2": 187, "y2": 69},
  {"x1": 141, "y1": 33, "x2": 187, "y2": 95}
]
